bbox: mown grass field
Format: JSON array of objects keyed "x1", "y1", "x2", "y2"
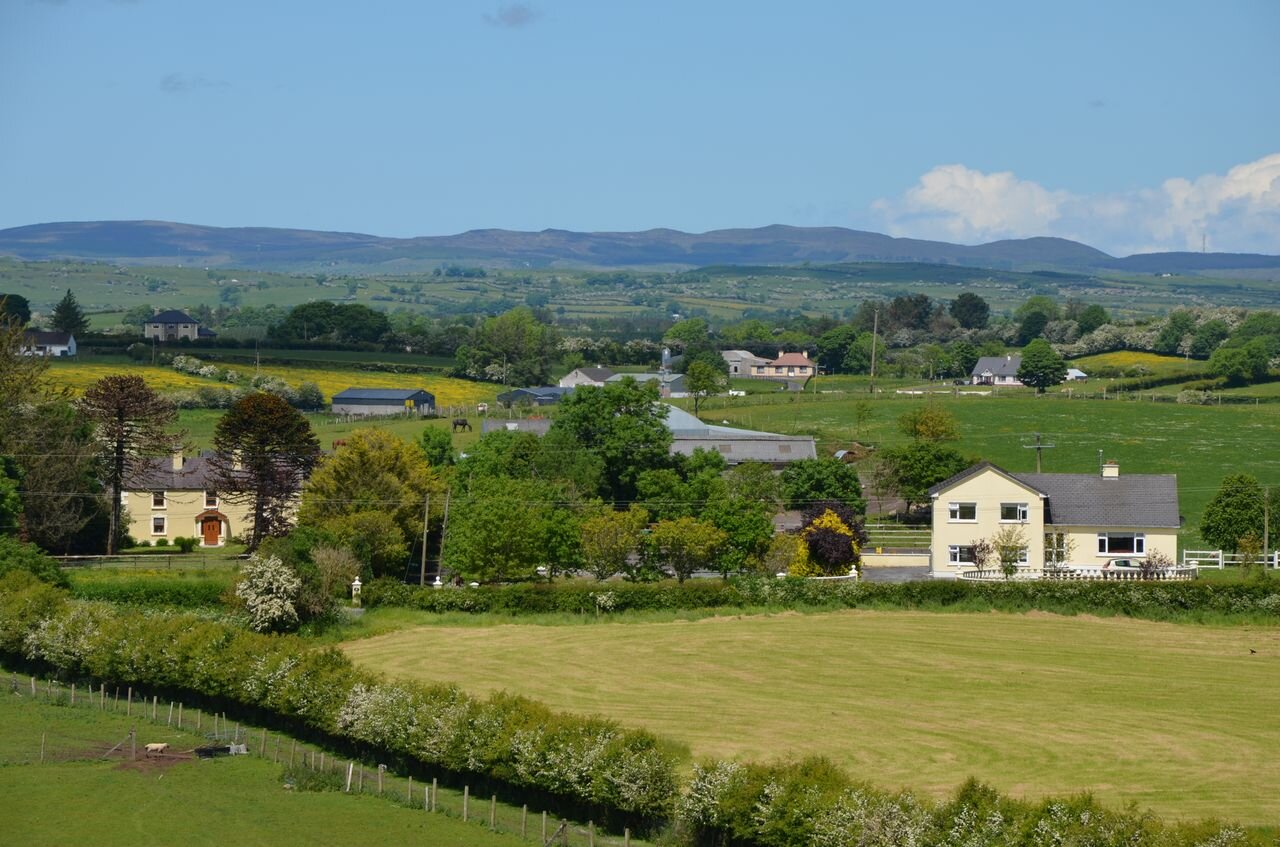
[
  {"x1": 343, "y1": 608, "x2": 1280, "y2": 826},
  {"x1": 694, "y1": 391, "x2": 1280, "y2": 548},
  {"x1": 0, "y1": 682, "x2": 582, "y2": 847}
]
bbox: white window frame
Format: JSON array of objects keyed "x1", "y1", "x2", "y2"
[
  {"x1": 152, "y1": 491, "x2": 166, "y2": 509},
  {"x1": 205, "y1": 490, "x2": 218, "y2": 509},
  {"x1": 1000, "y1": 502, "x2": 1028, "y2": 523},
  {"x1": 948, "y1": 545, "x2": 976, "y2": 564},
  {"x1": 1097, "y1": 532, "x2": 1145, "y2": 556},
  {"x1": 1017, "y1": 547, "x2": 1030, "y2": 564},
  {"x1": 948, "y1": 502, "x2": 977, "y2": 522},
  {"x1": 151, "y1": 515, "x2": 167, "y2": 536}
]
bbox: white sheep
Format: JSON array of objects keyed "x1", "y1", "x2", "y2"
[{"x1": 144, "y1": 742, "x2": 169, "y2": 756}]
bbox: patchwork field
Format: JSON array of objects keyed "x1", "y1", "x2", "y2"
[{"x1": 343, "y1": 609, "x2": 1280, "y2": 826}]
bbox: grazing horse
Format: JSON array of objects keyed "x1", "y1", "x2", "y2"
[{"x1": 452, "y1": 418, "x2": 472, "y2": 432}]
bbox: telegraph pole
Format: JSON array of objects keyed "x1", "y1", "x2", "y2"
[
  {"x1": 1023, "y1": 432, "x2": 1055, "y2": 473},
  {"x1": 419, "y1": 494, "x2": 431, "y2": 586},
  {"x1": 868, "y1": 308, "x2": 879, "y2": 395}
]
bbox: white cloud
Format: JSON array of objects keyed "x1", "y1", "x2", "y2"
[{"x1": 874, "y1": 154, "x2": 1280, "y2": 255}]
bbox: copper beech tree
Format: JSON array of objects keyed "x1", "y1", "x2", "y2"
[
  {"x1": 79, "y1": 375, "x2": 184, "y2": 554},
  {"x1": 210, "y1": 392, "x2": 320, "y2": 550}
]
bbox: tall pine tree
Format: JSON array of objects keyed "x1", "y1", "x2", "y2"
[{"x1": 50, "y1": 289, "x2": 90, "y2": 336}]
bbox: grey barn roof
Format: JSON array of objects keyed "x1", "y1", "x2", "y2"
[
  {"x1": 333, "y1": 388, "x2": 434, "y2": 402},
  {"x1": 972, "y1": 355, "x2": 1021, "y2": 378},
  {"x1": 148, "y1": 309, "x2": 197, "y2": 324},
  {"x1": 572, "y1": 367, "x2": 614, "y2": 381},
  {"x1": 928, "y1": 462, "x2": 1180, "y2": 529},
  {"x1": 663, "y1": 404, "x2": 817, "y2": 464}
]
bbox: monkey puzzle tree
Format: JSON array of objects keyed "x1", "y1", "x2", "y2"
[
  {"x1": 79, "y1": 375, "x2": 183, "y2": 554},
  {"x1": 210, "y1": 393, "x2": 320, "y2": 550}
]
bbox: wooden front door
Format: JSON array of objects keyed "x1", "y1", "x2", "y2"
[{"x1": 201, "y1": 516, "x2": 221, "y2": 546}]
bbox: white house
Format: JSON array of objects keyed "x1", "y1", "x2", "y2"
[
  {"x1": 927, "y1": 461, "x2": 1180, "y2": 579},
  {"x1": 721, "y1": 350, "x2": 770, "y2": 377},
  {"x1": 971, "y1": 355, "x2": 1022, "y2": 386},
  {"x1": 21, "y1": 330, "x2": 76, "y2": 357},
  {"x1": 558, "y1": 367, "x2": 615, "y2": 389}
]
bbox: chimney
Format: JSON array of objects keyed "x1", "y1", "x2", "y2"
[
  {"x1": 171, "y1": 451, "x2": 184, "y2": 472},
  {"x1": 778, "y1": 350, "x2": 784, "y2": 359},
  {"x1": 1102, "y1": 460, "x2": 1119, "y2": 479}
]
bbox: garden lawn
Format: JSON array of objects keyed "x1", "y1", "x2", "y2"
[
  {"x1": 0, "y1": 687, "x2": 543, "y2": 847},
  {"x1": 696, "y1": 392, "x2": 1280, "y2": 548},
  {"x1": 343, "y1": 608, "x2": 1280, "y2": 826}
]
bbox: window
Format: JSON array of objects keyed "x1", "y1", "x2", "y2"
[
  {"x1": 152, "y1": 516, "x2": 166, "y2": 535},
  {"x1": 948, "y1": 502, "x2": 977, "y2": 522},
  {"x1": 948, "y1": 545, "x2": 975, "y2": 564},
  {"x1": 1097, "y1": 533, "x2": 1145, "y2": 555},
  {"x1": 205, "y1": 491, "x2": 218, "y2": 508},
  {"x1": 1000, "y1": 503, "x2": 1028, "y2": 522},
  {"x1": 1017, "y1": 547, "x2": 1029, "y2": 564},
  {"x1": 151, "y1": 491, "x2": 166, "y2": 508}
]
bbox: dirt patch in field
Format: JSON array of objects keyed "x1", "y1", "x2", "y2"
[{"x1": 114, "y1": 752, "x2": 197, "y2": 773}]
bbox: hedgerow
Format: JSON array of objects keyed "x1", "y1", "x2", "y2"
[
  {"x1": 69, "y1": 576, "x2": 227, "y2": 608},
  {"x1": 0, "y1": 572, "x2": 677, "y2": 821},
  {"x1": 362, "y1": 576, "x2": 1280, "y2": 623}
]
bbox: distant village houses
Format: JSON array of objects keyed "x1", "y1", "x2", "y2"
[
  {"x1": 144, "y1": 309, "x2": 216, "y2": 342},
  {"x1": 749, "y1": 350, "x2": 816, "y2": 381}
]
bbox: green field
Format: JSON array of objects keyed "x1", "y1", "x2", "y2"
[
  {"x1": 0, "y1": 690, "x2": 531, "y2": 847},
  {"x1": 692, "y1": 391, "x2": 1280, "y2": 548},
  {"x1": 343, "y1": 609, "x2": 1280, "y2": 826}
]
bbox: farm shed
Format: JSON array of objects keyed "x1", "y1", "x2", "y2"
[{"x1": 331, "y1": 388, "x2": 435, "y2": 417}]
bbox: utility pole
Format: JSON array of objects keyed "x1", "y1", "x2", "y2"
[
  {"x1": 419, "y1": 494, "x2": 431, "y2": 586},
  {"x1": 868, "y1": 308, "x2": 879, "y2": 395},
  {"x1": 1023, "y1": 432, "x2": 1055, "y2": 473},
  {"x1": 438, "y1": 489, "x2": 451, "y2": 576},
  {"x1": 1265, "y1": 485, "x2": 1271, "y2": 568}
]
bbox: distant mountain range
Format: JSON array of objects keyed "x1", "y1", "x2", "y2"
[{"x1": 1, "y1": 220, "x2": 1277, "y2": 275}]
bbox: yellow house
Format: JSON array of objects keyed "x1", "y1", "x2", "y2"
[
  {"x1": 927, "y1": 461, "x2": 1180, "y2": 578},
  {"x1": 122, "y1": 452, "x2": 250, "y2": 547}
]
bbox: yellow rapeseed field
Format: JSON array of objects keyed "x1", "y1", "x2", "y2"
[
  {"x1": 1070, "y1": 350, "x2": 1204, "y2": 375},
  {"x1": 249, "y1": 365, "x2": 498, "y2": 407},
  {"x1": 46, "y1": 361, "x2": 219, "y2": 394}
]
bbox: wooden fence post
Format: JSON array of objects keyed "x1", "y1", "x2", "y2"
[
  {"x1": 541, "y1": 811, "x2": 547, "y2": 843},
  {"x1": 40, "y1": 732, "x2": 46, "y2": 763},
  {"x1": 290, "y1": 739, "x2": 296, "y2": 766},
  {"x1": 71, "y1": 683, "x2": 76, "y2": 706},
  {"x1": 588, "y1": 820, "x2": 595, "y2": 847},
  {"x1": 167, "y1": 702, "x2": 174, "y2": 726},
  {"x1": 463, "y1": 785, "x2": 469, "y2": 822},
  {"x1": 345, "y1": 762, "x2": 354, "y2": 793},
  {"x1": 178, "y1": 703, "x2": 183, "y2": 729},
  {"x1": 358, "y1": 766, "x2": 364, "y2": 792},
  {"x1": 489, "y1": 795, "x2": 496, "y2": 829},
  {"x1": 151, "y1": 695, "x2": 157, "y2": 720},
  {"x1": 127, "y1": 686, "x2": 132, "y2": 717},
  {"x1": 130, "y1": 728, "x2": 136, "y2": 761},
  {"x1": 273, "y1": 736, "x2": 280, "y2": 763},
  {"x1": 624, "y1": 827, "x2": 631, "y2": 847},
  {"x1": 424, "y1": 785, "x2": 429, "y2": 811},
  {"x1": 407, "y1": 776, "x2": 413, "y2": 804},
  {"x1": 431, "y1": 777, "x2": 438, "y2": 811},
  {"x1": 521, "y1": 805, "x2": 527, "y2": 839},
  {"x1": 377, "y1": 764, "x2": 384, "y2": 794},
  {"x1": 29, "y1": 676, "x2": 35, "y2": 696}
]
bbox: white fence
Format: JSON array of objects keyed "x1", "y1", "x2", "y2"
[{"x1": 1181, "y1": 550, "x2": 1279, "y2": 569}]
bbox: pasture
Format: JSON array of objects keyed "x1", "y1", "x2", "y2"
[
  {"x1": 343, "y1": 609, "x2": 1280, "y2": 826},
  {"x1": 0, "y1": 681, "x2": 603, "y2": 847}
]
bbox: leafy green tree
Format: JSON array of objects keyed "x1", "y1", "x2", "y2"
[
  {"x1": 841, "y1": 332, "x2": 880, "y2": 374},
  {"x1": 686, "y1": 359, "x2": 728, "y2": 414},
  {"x1": 1016, "y1": 339, "x2": 1067, "y2": 393},
  {"x1": 322, "y1": 511, "x2": 409, "y2": 579},
  {"x1": 898, "y1": 405, "x2": 959, "y2": 442},
  {"x1": 703, "y1": 496, "x2": 774, "y2": 577},
  {"x1": 1200, "y1": 473, "x2": 1276, "y2": 552},
  {"x1": 1075, "y1": 304, "x2": 1110, "y2": 335},
  {"x1": 1208, "y1": 339, "x2": 1270, "y2": 387},
  {"x1": 0, "y1": 458, "x2": 21, "y2": 538},
  {"x1": 949, "y1": 340, "x2": 979, "y2": 379},
  {"x1": 210, "y1": 393, "x2": 320, "y2": 550},
  {"x1": 0, "y1": 536, "x2": 70, "y2": 587},
  {"x1": 444, "y1": 479, "x2": 579, "y2": 582},
  {"x1": 877, "y1": 441, "x2": 970, "y2": 513},
  {"x1": 885, "y1": 294, "x2": 935, "y2": 331},
  {"x1": 299, "y1": 428, "x2": 445, "y2": 570},
  {"x1": 580, "y1": 506, "x2": 648, "y2": 580},
  {"x1": 645, "y1": 517, "x2": 726, "y2": 583},
  {"x1": 1224, "y1": 311, "x2": 1280, "y2": 358},
  {"x1": 780, "y1": 458, "x2": 865, "y2": 512},
  {"x1": 0, "y1": 294, "x2": 31, "y2": 326},
  {"x1": 419, "y1": 426, "x2": 456, "y2": 467},
  {"x1": 1189, "y1": 319, "x2": 1230, "y2": 358},
  {"x1": 949, "y1": 292, "x2": 990, "y2": 329},
  {"x1": 50, "y1": 289, "x2": 89, "y2": 336},
  {"x1": 663, "y1": 317, "x2": 710, "y2": 350},
  {"x1": 1015, "y1": 295, "x2": 1061, "y2": 323},
  {"x1": 79, "y1": 375, "x2": 184, "y2": 554},
  {"x1": 816, "y1": 324, "x2": 860, "y2": 372},
  {"x1": 725, "y1": 461, "x2": 783, "y2": 510},
  {"x1": 235, "y1": 553, "x2": 301, "y2": 633},
  {"x1": 1153, "y1": 310, "x2": 1197, "y2": 354},
  {"x1": 637, "y1": 448, "x2": 728, "y2": 521},
  {"x1": 457, "y1": 306, "x2": 560, "y2": 386},
  {"x1": 551, "y1": 378, "x2": 672, "y2": 503},
  {"x1": 271, "y1": 301, "x2": 389, "y2": 344},
  {"x1": 1016, "y1": 311, "x2": 1049, "y2": 345},
  {"x1": 122, "y1": 304, "x2": 156, "y2": 328}
]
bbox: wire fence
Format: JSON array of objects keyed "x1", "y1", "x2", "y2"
[{"x1": 6, "y1": 671, "x2": 646, "y2": 847}]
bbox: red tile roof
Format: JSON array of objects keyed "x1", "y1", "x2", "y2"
[{"x1": 769, "y1": 352, "x2": 814, "y2": 366}]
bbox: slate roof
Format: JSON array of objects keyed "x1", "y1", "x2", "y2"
[
  {"x1": 721, "y1": 349, "x2": 769, "y2": 364},
  {"x1": 22, "y1": 330, "x2": 73, "y2": 345},
  {"x1": 928, "y1": 462, "x2": 1180, "y2": 529},
  {"x1": 572, "y1": 367, "x2": 614, "y2": 381},
  {"x1": 496, "y1": 386, "x2": 574, "y2": 404},
  {"x1": 1014, "y1": 472, "x2": 1180, "y2": 528},
  {"x1": 972, "y1": 355, "x2": 1021, "y2": 378},
  {"x1": 126, "y1": 452, "x2": 218, "y2": 491},
  {"x1": 147, "y1": 310, "x2": 197, "y2": 324},
  {"x1": 606, "y1": 372, "x2": 686, "y2": 388},
  {"x1": 662, "y1": 404, "x2": 817, "y2": 464},
  {"x1": 333, "y1": 388, "x2": 434, "y2": 402}
]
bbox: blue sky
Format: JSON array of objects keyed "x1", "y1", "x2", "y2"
[{"x1": 2, "y1": 0, "x2": 1278, "y2": 254}]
